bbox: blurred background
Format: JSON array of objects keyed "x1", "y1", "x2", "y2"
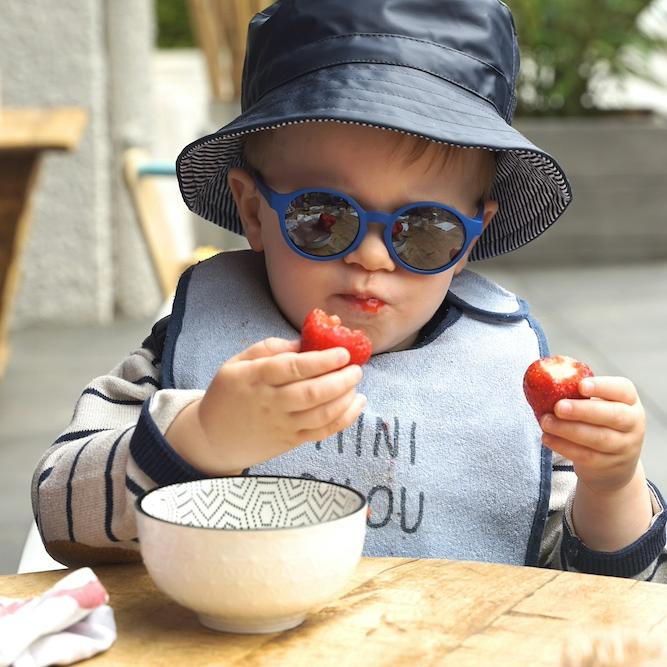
[{"x1": 0, "y1": 0, "x2": 665, "y2": 573}]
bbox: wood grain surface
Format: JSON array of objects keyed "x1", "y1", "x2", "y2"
[
  {"x1": 2, "y1": 558, "x2": 667, "y2": 666},
  {"x1": 0, "y1": 107, "x2": 87, "y2": 150},
  {"x1": 0, "y1": 106, "x2": 87, "y2": 375}
]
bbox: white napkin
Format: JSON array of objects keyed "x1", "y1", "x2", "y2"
[{"x1": 0, "y1": 567, "x2": 116, "y2": 667}]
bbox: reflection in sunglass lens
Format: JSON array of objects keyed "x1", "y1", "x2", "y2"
[
  {"x1": 392, "y1": 206, "x2": 466, "y2": 271},
  {"x1": 285, "y1": 192, "x2": 360, "y2": 256}
]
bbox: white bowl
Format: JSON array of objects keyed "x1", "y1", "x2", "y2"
[{"x1": 136, "y1": 476, "x2": 367, "y2": 634}]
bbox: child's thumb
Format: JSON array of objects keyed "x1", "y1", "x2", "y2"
[{"x1": 229, "y1": 337, "x2": 300, "y2": 362}]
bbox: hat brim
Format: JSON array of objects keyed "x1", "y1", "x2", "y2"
[{"x1": 177, "y1": 63, "x2": 572, "y2": 261}]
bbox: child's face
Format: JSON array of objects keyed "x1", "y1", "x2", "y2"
[{"x1": 229, "y1": 123, "x2": 497, "y2": 354}]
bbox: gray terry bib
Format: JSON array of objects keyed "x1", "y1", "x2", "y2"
[{"x1": 163, "y1": 251, "x2": 551, "y2": 566}]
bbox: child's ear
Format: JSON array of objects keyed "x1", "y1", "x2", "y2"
[
  {"x1": 227, "y1": 168, "x2": 264, "y2": 251},
  {"x1": 453, "y1": 200, "x2": 499, "y2": 276}
]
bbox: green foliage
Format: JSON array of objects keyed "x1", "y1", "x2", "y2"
[
  {"x1": 156, "y1": 0, "x2": 195, "y2": 48},
  {"x1": 507, "y1": 0, "x2": 667, "y2": 115}
]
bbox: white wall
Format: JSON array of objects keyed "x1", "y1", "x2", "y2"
[
  {"x1": 0, "y1": 2, "x2": 113, "y2": 327},
  {"x1": 0, "y1": 1, "x2": 159, "y2": 329},
  {"x1": 107, "y1": 0, "x2": 162, "y2": 319}
]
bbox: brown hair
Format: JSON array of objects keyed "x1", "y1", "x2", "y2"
[{"x1": 243, "y1": 125, "x2": 497, "y2": 200}]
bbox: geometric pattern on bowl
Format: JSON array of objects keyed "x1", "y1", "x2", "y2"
[{"x1": 139, "y1": 476, "x2": 364, "y2": 530}]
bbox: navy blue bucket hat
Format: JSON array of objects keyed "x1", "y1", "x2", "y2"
[{"x1": 177, "y1": 0, "x2": 572, "y2": 261}]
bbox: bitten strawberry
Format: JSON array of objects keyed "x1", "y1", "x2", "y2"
[
  {"x1": 523, "y1": 355, "x2": 595, "y2": 421},
  {"x1": 301, "y1": 308, "x2": 372, "y2": 366}
]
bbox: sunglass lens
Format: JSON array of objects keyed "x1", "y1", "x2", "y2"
[
  {"x1": 285, "y1": 192, "x2": 360, "y2": 256},
  {"x1": 392, "y1": 206, "x2": 466, "y2": 271}
]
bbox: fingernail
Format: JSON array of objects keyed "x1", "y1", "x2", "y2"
[
  {"x1": 580, "y1": 379, "x2": 594, "y2": 394},
  {"x1": 541, "y1": 415, "x2": 553, "y2": 429},
  {"x1": 337, "y1": 349, "x2": 350, "y2": 363},
  {"x1": 558, "y1": 400, "x2": 572, "y2": 415}
]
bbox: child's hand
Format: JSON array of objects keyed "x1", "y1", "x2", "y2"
[
  {"x1": 192, "y1": 337, "x2": 366, "y2": 474},
  {"x1": 540, "y1": 377, "x2": 646, "y2": 495}
]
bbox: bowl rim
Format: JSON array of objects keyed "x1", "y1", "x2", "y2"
[{"x1": 135, "y1": 474, "x2": 367, "y2": 532}]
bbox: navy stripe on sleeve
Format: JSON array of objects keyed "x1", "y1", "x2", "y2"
[
  {"x1": 67, "y1": 439, "x2": 94, "y2": 541},
  {"x1": 54, "y1": 429, "x2": 107, "y2": 445},
  {"x1": 130, "y1": 400, "x2": 205, "y2": 485},
  {"x1": 561, "y1": 482, "x2": 667, "y2": 578},
  {"x1": 131, "y1": 376, "x2": 160, "y2": 388},
  {"x1": 553, "y1": 465, "x2": 575, "y2": 472},
  {"x1": 105, "y1": 427, "x2": 134, "y2": 543},
  {"x1": 82, "y1": 388, "x2": 144, "y2": 406},
  {"x1": 38, "y1": 467, "x2": 53, "y2": 487},
  {"x1": 647, "y1": 554, "x2": 667, "y2": 582},
  {"x1": 125, "y1": 475, "x2": 145, "y2": 497}
]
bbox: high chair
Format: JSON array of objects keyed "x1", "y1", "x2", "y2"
[{"x1": 123, "y1": 147, "x2": 221, "y2": 304}]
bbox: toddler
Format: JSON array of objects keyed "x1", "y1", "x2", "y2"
[{"x1": 32, "y1": 0, "x2": 666, "y2": 583}]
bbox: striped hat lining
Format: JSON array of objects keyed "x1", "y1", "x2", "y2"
[{"x1": 177, "y1": 121, "x2": 571, "y2": 261}]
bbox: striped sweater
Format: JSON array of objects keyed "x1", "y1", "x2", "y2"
[{"x1": 31, "y1": 317, "x2": 667, "y2": 581}]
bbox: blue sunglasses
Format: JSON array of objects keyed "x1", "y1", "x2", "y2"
[{"x1": 253, "y1": 174, "x2": 484, "y2": 275}]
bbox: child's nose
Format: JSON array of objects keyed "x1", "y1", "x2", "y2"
[{"x1": 343, "y1": 223, "x2": 396, "y2": 273}]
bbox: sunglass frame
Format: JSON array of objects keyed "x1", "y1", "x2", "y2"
[{"x1": 253, "y1": 174, "x2": 484, "y2": 275}]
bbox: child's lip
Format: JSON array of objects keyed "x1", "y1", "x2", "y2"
[
  {"x1": 340, "y1": 286, "x2": 386, "y2": 301},
  {"x1": 338, "y1": 294, "x2": 387, "y2": 313}
]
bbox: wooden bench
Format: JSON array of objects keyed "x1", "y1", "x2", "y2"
[
  {"x1": 0, "y1": 107, "x2": 87, "y2": 377},
  {"x1": 123, "y1": 147, "x2": 220, "y2": 301}
]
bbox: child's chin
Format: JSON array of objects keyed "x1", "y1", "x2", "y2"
[{"x1": 374, "y1": 333, "x2": 417, "y2": 354}]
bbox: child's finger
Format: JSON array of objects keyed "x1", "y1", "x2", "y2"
[
  {"x1": 297, "y1": 393, "x2": 367, "y2": 443},
  {"x1": 553, "y1": 398, "x2": 637, "y2": 433},
  {"x1": 578, "y1": 376, "x2": 639, "y2": 406},
  {"x1": 259, "y1": 348, "x2": 352, "y2": 386},
  {"x1": 289, "y1": 388, "x2": 359, "y2": 430},
  {"x1": 228, "y1": 337, "x2": 300, "y2": 363},
  {"x1": 541, "y1": 414, "x2": 622, "y2": 454},
  {"x1": 541, "y1": 433, "x2": 605, "y2": 468},
  {"x1": 280, "y1": 364, "x2": 362, "y2": 410}
]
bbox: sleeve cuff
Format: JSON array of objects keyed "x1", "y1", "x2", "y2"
[
  {"x1": 561, "y1": 481, "x2": 667, "y2": 577},
  {"x1": 129, "y1": 391, "x2": 208, "y2": 485}
]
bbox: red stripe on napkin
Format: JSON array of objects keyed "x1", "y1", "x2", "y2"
[{"x1": 51, "y1": 580, "x2": 108, "y2": 609}]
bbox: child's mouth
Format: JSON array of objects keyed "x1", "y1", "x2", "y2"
[{"x1": 339, "y1": 295, "x2": 386, "y2": 313}]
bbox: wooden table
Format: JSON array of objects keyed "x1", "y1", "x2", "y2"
[
  {"x1": 0, "y1": 107, "x2": 88, "y2": 376},
  {"x1": 2, "y1": 558, "x2": 667, "y2": 665}
]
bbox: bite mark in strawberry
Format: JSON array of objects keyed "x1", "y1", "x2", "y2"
[
  {"x1": 301, "y1": 308, "x2": 372, "y2": 366},
  {"x1": 523, "y1": 355, "x2": 595, "y2": 422}
]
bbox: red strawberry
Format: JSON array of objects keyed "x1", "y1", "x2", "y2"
[
  {"x1": 523, "y1": 355, "x2": 595, "y2": 421},
  {"x1": 301, "y1": 308, "x2": 372, "y2": 366},
  {"x1": 319, "y1": 212, "x2": 337, "y2": 232}
]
